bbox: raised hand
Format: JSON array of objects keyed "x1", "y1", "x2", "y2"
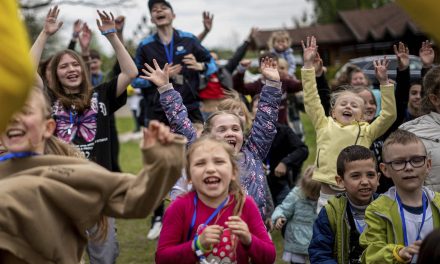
[
  {"x1": 199, "y1": 225, "x2": 224, "y2": 250},
  {"x1": 301, "y1": 36, "x2": 318, "y2": 69},
  {"x1": 260, "y1": 57, "x2": 280, "y2": 82},
  {"x1": 393, "y1": 42, "x2": 409, "y2": 71},
  {"x1": 141, "y1": 120, "x2": 175, "y2": 149},
  {"x1": 419, "y1": 40, "x2": 435, "y2": 68},
  {"x1": 140, "y1": 59, "x2": 170, "y2": 87},
  {"x1": 275, "y1": 218, "x2": 286, "y2": 230},
  {"x1": 202, "y1": 11, "x2": 214, "y2": 33},
  {"x1": 226, "y1": 216, "x2": 252, "y2": 246},
  {"x1": 115, "y1": 15, "x2": 125, "y2": 32},
  {"x1": 248, "y1": 27, "x2": 259, "y2": 42},
  {"x1": 72, "y1": 19, "x2": 82, "y2": 38},
  {"x1": 79, "y1": 23, "x2": 92, "y2": 52},
  {"x1": 313, "y1": 52, "x2": 324, "y2": 76},
  {"x1": 96, "y1": 10, "x2": 116, "y2": 34},
  {"x1": 44, "y1": 5, "x2": 63, "y2": 36},
  {"x1": 374, "y1": 56, "x2": 390, "y2": 85}
]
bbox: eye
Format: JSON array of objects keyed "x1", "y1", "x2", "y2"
[
  {"x1": 193, "y1": 160, "x2": 205, "y2": 166},
  {"x1": 367, "y1": 172, "x2": 376, "y2": 178}
]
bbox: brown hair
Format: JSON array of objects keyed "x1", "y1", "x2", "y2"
[
  {"x1": 350, "y1": 86, "x2": 377, "y2": 106},
  {"x1": 50, "y1": 49, "x2": 93, "y2": 112},
  {"x1": 336, "y1": 145, "x2": 377, "y2": 178},
  {"x1": 421, "y1": 66, "x2": 440, "y2": 114},
  {"x1": 186, "y1": 136, "x2": 246, "y2": 216},
  {"x1": 382, "y1": 129, "x2": 426, "y2": 160},
  {"x1": 217, "y1": 98, "x2": 252, "y2": 134},
  {"x1": 203, "y1": 111, "x2": 245, "y2": 136},
  {"x1": 299, "y1": 166, "x2": 320, "y2": 200},
  {"x1": 267, "y1": 31, "x2": 292, "y2": 50}
]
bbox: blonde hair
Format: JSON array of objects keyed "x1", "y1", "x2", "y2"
[
  {"x1": 217, "y1": 98, "x2": 252, "y2": 134},
  {"x1": 267, "y1": 31, "x2": 292, "y2": 50},
  {"x1": 330, "y1": 89, "x2": 365, "y2": 115},
  {"x1": 186, "y1": 136, "x2": 246, "y2": 216},
  {"x1": 203, "y1": 111, "x2": 245, "y2": 136},
  {"x1": 299, "y1": 166, "x2": 320, "y2": 201}
]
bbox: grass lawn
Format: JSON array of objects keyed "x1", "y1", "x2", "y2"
[{"x1": 114, "y1": 112, "x2": 316, "y2": 263}]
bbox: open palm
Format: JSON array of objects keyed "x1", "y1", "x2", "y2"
[
  {"x1": 260, "y1": 57, "x2": 280, "y2": 81},
  {"x1": 44, "y1": 6, "x2": 63, "y2": 36},
  {"x1": 96, "y1": 10, "x2": 116, "y2": 33}
]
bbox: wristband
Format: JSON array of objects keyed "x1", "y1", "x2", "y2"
[
  {"x1": 101, "y1": 28, "x2": 117, "y2": 36},
  {"x1": 393, "y1": 245, "x2": 410, "y2": 263}
]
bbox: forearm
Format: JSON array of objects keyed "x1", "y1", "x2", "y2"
[
  {"x1": 156, "y1": 241, "x2": 198, "y2": 264},
  {"x1": 30, "y1": 31, "x2": 49, "y2": 69},
  {"x1": 302, "y1": 68, "x2": 327, "y2": 129},
  {"x1": 107, "y1": 34, "x2": 137, "y2": 79},
  {"x1": 369, "y1": 85, "x2": 397, "y2": 139},
  {"x1": 197, "y1": 29, "x2": 209, "y2": 42}
]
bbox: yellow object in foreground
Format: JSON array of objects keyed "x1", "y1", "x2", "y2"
[{"x1": 398, "y1": 0, "x2": 440, "y2": 42}]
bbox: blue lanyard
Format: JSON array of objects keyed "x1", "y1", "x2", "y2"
[
  {"x1": 348, "y1": 204, "x2": 366, "y2": 233},
  {"x1": 68, "y1": 109, "x2": 77, "y2": 135},
  {"x1": 163, "y1": 36, "x2": 174, "y2": 64},
  {"x1": 0, "y1": 152, "x2": 38, "y2": 162},
  {"x1": 186, "y1": 194, "x2": 229, "y2": 241},
  {"x1": 396, "y1": 192, "x2": 427, "y2": 246}
]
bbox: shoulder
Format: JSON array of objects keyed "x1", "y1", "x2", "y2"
[
  {"x1": 137, "y1": 34, "x2": 157, "y2": 49},
  {"x1": 176, "y1": 29, "x2": 198, "y2": 40},
  {"x1": 400, "y1": 113, "x2": 439, "y2": 130}
]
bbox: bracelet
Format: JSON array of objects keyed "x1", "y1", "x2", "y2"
[
  {"x1": 194, "y1": 236, "x2": 212, "y2": 254},
  {"x1": 392, "y1": 245, "x2": 410, "y2": 263},
  {"x1": 101, "y1": 28, "x2": 117, "y2": 36}
]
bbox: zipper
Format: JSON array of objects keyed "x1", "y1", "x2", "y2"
[{"x1": 316, "y1": 149, "x2": 321, "y2": 168}]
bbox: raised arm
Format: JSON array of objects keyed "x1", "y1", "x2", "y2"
[
  {"x1": 96, "y1": 10, "x2": 138, "y2": 97},
  {"x1": 197, "y1": 11, "x2": 213, "y2": 42},
  {"x1": 420, "y1": 40, "x2": 435, "y2": 77},
  {"x1": 392, "y1": 42, "x2": 411, "y2": 129},
  {"x1": 224, "y1": 28, "x2": 257, "y2": 74}
]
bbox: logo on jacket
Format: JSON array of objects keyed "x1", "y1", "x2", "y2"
[{"x1": 176, "y1": 46, "x2": 187, "y2": 55}]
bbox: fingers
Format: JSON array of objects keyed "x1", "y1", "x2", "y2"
[
  {"x1": 143, "y1": 62, "x2": 155, "y2": 73},
  {"x1": 153, "y1": 59, "x2": 161, "y2": 70}
]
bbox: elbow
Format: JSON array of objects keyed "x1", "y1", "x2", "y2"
[{"x1": 127, "y1": 68, "x2": 139, "y2": 80}]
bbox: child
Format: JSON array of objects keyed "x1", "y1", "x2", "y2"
[
  {"x1": 141, "y1": 58, "x2": 282, "y2": 222},
  {"x1": 272, "y1": 166, "x2": 320, "y2": 264},
  {"x1": 308, "y1": 145, "x2": 380, "y2": 263},
  {"x1": 301, "y1": 36, "x2": 396, "y2": 211},
  {"x1": 360, "y1": 129, "x2": 440, "y2": 264},
  {"x1": 156, "y1": 136, "x2": 276, "y2": 263},
  {"x1": 268, "y1": 30, "x2": 297, "y2": 78},
  {"x1": 0, "y1": 87, "x2": 185, "y2": 263}
]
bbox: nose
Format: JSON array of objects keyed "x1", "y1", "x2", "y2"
[
  {"x1": 360, "y1": 176, "x2": 369, "y2": 185},
  {"x1": 205, "y1": 161, "x2": 216, "y2": 173}
]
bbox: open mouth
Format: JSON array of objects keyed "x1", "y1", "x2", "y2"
[
  {"x1": 342, "y1": 111, "x2": 353, "y2": 118},
  {"x1": 225, "y1": 139, "x2": 236, "y2": 148},
  {"x1": 67, "y1": 74, "x2": 79, "y2": 81},
  {"x1": 7, "y1": 129, "x2": 25, "y2": 139},
  {"x1": 203, "y1": 176, "x2": 221, "y2": 185},
  {"x1": 156, "y1": 15, "x2": 166, "y2": 21},
  {"x1": 359, "y1": 188, "x2": 372, "y2": 194}
]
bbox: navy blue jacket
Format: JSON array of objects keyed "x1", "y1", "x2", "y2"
[{"x1": 132, "y1": 29, "x2": 217, "y2": 122}]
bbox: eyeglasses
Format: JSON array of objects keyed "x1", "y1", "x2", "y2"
[{"x1": 383, "y1": 156, "x2": 427, "y2": 171}]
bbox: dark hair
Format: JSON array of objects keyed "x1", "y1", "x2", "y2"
[
  {"x1": 417, "y1": 229, "x2": 440, "y2": 264},
  {"x1": 337, "y1": 145, "x2": 377, "y2": 178},
  {"x1": 89, "y1": 49, "x2": 101, "y2": 60},
  {"x1": 421, "y1": 66, "x2": 440, "y2": 114},
  {"x1": 148, "y1": 0, "x2": 173, "y2": 12},
  {"x1": 38, "y1": 56, "x2": 54, "y2": 87},
  {"x1": 382, "y1": 129, "x2": 426, "y2": 160},
  {"x1": 50, "y1": 49, "x2": 93, "y2": 112}
]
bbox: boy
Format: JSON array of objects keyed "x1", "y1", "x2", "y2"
[
  {"x1": 309, "y1": 145, "x2": 380, "y2": 263},
  {"x1": 360, "y1": 129, "x2": 440, "y2": 263}
]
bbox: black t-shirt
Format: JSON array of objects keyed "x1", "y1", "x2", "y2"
[{"x1": 52, "y1": 77, "x2": 127, "y2": 170}]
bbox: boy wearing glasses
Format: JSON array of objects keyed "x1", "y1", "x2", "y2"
[{"x1": 360, "y1": 129, "x2": 440, "y2": 264}]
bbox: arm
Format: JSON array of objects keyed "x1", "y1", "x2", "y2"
[
  {"x1": 308, "y1": 209, "x2": 338, "y2": 264},
  {"x1": 280, "y1": 129, "x2": 309, "y2": 168},
  {"x1": 224, "y1": 28, "x2": 257, "y2": 74},
  {"x1": 419, "y1": 40, "x2": 435, "y2": 77},
  {"x1": 96, "y1": 10, "x2": 138, "y2": 97},
  {"x1": 271, "y1": 187, "x2": 298, "y2": 222},
  {"x1": 196, "y1": 11, "x2": 213, "y2": 42},
  {"x1": 314, "y1": 52, "x2": 331, "y2": 116},
  {"x1": 0, "y1": 0, "x2": 35, "y2": 132},
  {"x1": 67, "y1": 19, "x2": 82, "y2": 50},
  {"x1": 189, "y1": 36, "x2": 217, "y2": 77}
]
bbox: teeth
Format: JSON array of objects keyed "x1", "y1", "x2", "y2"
[
  {"x1": 7, "y1": 129, "x2": 24, "y2": 137},
  {"x1": 204, "y1": 177, "x2": 220, "y2": 184}
]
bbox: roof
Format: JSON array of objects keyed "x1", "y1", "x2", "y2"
[{"x1": 253, "y1": 3, "x2": 422, "y2": 49}]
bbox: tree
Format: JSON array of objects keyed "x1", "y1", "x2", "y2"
[
  {"x1": 19, "y1": 0, "x2": 136, "y2": 10},
  {"x1": 306, "y1": 0, "x2": 393, "y2": 24}
]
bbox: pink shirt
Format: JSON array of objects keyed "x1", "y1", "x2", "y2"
[{"x1": 156, "y1": 192, "x2": 276, "y2": 264}]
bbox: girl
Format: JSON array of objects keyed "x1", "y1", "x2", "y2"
[
  {"x1": 0, "y1": 87, "x2": 185, "y2": 264},
  {"x1": 141, "y1": 58, "x2": 282, "y2": 222},
  {"x1": 156, "y1": 137, "x2": 276, "y2": 264},
  {"x1": 271, "y1": 166, "x2": 320, "y2": 264},
  {"x1": 301, "y1": 36, "x2": 396, "y2": 211}
]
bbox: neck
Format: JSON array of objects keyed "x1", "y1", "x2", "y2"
[
  {"x1": 397, "y1": 187, "x2": 424, "y2": 207},
  {"x1": 197, "y1": 192, "x2": 229, "y2": 209},
  {"x1": 407, "y1": 105, "x2": 419, "y2": 117},
  {"x1": 63, "y1": 87, "x2": 80, "y2": 95},
  {"x1": 157, "y1": 26, "x2": 173, "y2": 44}
]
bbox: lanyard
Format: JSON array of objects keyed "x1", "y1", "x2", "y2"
[
  {"x1": 186, "y1": 193, "x2": 229, "y2": 241},
  {"x1": 68, "y1": 109, "x2": 77, "y2": 135},
  {"x1": 163, "y1": 36, "x2": 174, "y2": 64},
  {"x1": 0, "y1": 152, "x2": 38, "y2": 162},
  {"x1": 396, "y1": 192, "x2": 427, "y2": 246},
  {"x1": 348, "y1": 204, "x2": 367, "y2": 234}
]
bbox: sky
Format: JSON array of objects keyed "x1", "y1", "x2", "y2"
[{"x1": 47, "y1": 0, "x2": 313, "y2": 55}]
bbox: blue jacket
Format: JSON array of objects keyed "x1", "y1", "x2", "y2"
[
  {"x1": 158, "y1": 81, "x2": 282, "y2": 220},
  {"x1": 132, "y1": 29, "x2": 217, "y2": 120}
]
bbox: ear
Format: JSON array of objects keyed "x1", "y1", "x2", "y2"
[
  {"x1": 379, "y1": 163, "x2": 391, "y2": 179},
  {"x1": 335, "y1": 175, "x2": 343, "y2": 187},
  {"x1": 426, "y1": 157, "x2": 432, "y2": 172},
  {"x1": 43, "y1": 118, "x2": 56, "y2": 139},
  {"x1": 331, "y1": 109, "x2": 336, "y2": 119},
  {"x1": 428, "y1": 93, "x2": 440, "y2": 107}
]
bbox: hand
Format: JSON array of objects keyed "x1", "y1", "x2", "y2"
[
  {"x1": 313, "y1": 52, "x2": 324, "y2": 77},
  {"x1": 301, "y1": 36, "x2": 318, "y2": 69},
  {"x1": 199, "y1": 225, "x2": 224, "y2": 250},
  {"x1": 140, "y1": 59, "x2": 170, "y2": 87},
  {"x1": 96, "y1": 10, "x2": 116, "y2": 35},
  {"x1": 239, "y1": 59, "x2": 252, "y2": 69},
  {"x1": 79, "y1": 23, "x2": 92, "y2": 52},
  {"x1": 44, "y1": 5, "x2": 63, "y2": 36},
  {"x1": 115, "y1": 15, "x2": 125, "y2": 32},
  {"x1": 183, "y1": 54, "x2": 204, "y2": 71},
  {"x1": 419, "y1": 40, "x2": 435, "y2": 68},
  {"x1": 247, "y1": 27, "x2": 259, "y2": 42},
  {"x1": 398, "y1": 240, "x2": 422, "y2": 262},
  {"x1": 374, "y1": 56, "x2": 390, "y2": 85},
  {"x1": 275, "y1": 218, "x2": 287, "y2": 230},
  {"x1": 226, "y1": 216, "x2": 252, "y2": 246},
  {"x1": 202, "y1": 11, "x2": 214, "y2": 32},
  {"x1": 260, "y1": 57, "x2": 280, "y2": 82},
  {"x1": 265, "y1": 218, "x2": 274, "y2": 232},
  {"x1": 168, "y1": 63, "x2": 182, "y2": 78},
  {"x1": 141, "y1": 120, "x2": 175, "y2": 148},
  {"x1": 72, "y1": 19, "x2": 82, "y2": 37},
  {"x1": 274, "y1": 162, "x2": 287, "y2": 177},
  {"x1": 393, "y1": 42, "x2": 409, "y2": 71}
]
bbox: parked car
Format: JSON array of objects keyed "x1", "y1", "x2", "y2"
[{"x1": 335, "y1": 55, "x2": 422, "y2": 85}]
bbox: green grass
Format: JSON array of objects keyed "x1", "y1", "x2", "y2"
[{"x1": 114, "y1": 114, "x2": 316, "y2": 263}]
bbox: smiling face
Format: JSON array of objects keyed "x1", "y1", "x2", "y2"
[
  {"x1": 408, "y1": 84, "x2": 422, "y2": 111},
  {"x1": 56, "y1": 54, "x2": 83, "y2": 93},
  {"x1": 350, "y1": 71, "x2": 368, "y2": 86},
  {"x1": 209, "y1": 113, "x2": 244, "y2": 154},
  {"x1": 273, "y1": 38, "x2": 289, "y2": 52},
  {"x1": 331, "y1": 92, "x2": 365, "y2": 125},
  {"x1": 336, "y1": 158, "x2": 379, "y2": 206},
  {"x1": 1, "y1": 90, "x2": 55, "y2": 154},
  {"x1": 189, "y1": 141, "x2": 237, "y2": 206},
  {"x1": 150, "y1": 3, "x2": 175, "y2": 27},
  {"x1": 380, "y1": 142, "x2": 431, "y2": 194},
  {"x1": 357, "y1": 89, "x2": 377, "y2": 123}
]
